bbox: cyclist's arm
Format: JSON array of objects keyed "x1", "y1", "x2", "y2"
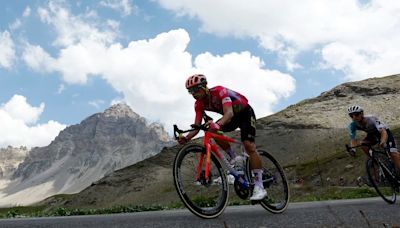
[
  {"x1": 373, "y1": 117, "x2": 388, "y2": 146},
  {"x1": 350, "y1": 139, "x2": 358, "y2": 148},
  {"x1": 379, "y1": 128, "x2": 388, "y2": 146},
  {"x1": 186, "y1": 128, "x2": 200, "y2": 141},
  {"x1": 185, "y1": 107, "x2": 202, "y2": 140},
  {"x1": 217, "y1": 103, "x2": 233, "y2": 126},
  {"x1": 216, "y1": 89, "x2": 234, "y2": 126},
  {"x1": 348, "y1": 122, "x2": 358, "y2": 147}
]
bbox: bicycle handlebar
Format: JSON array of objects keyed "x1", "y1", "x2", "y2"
[
  {"x1": 345, "y1": 143, "x2": 389, "y2": 153},
  {"x1": 173, "y1": 123, "x2": 210, "y2": 140},
  {"x1": 345, "y1": 143, "x2": 371, "y2": 152},
  {"x1": 173, "y1": 112, "x2": 215, "y2": 140}
]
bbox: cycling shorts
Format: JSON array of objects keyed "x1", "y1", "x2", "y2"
[
  {"x1": 362, "y1": 129, "x2": 398, "y2": 153},
  {"x1": 220, "y1": 105, "x2": 256, "y2": 142}
]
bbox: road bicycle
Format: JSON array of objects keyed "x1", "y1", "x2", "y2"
[
  {"x1": 172, "y1": 122, "x2": 289, "y2": 219},
  {"x1": 346, "y1": 144, "x2": 400, "y2": 204}
]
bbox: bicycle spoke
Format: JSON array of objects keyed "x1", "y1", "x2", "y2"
[
  {"x1": 366, "y1": 158, "x2": 396, "y2": 204},
  {"x1": 257, "y1": 149, "x2": 289, "y2": 213},
  {"x1": 173, "y1": 144, "x2": 229, "y2": 219}
]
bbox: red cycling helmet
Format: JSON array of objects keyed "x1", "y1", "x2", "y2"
[{"x1": 185, "y1": 74, "x2": 207, "y2": 89}]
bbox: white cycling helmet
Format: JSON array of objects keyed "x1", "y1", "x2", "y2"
[{"x1": 347, "y1": 105, "x2": 363, "y2": 114}]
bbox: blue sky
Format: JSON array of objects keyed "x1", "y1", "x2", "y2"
[{"x1": 1, "y1": 0, "x2": 400, "y2": 148}]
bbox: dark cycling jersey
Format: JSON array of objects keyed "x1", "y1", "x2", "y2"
[
  {"x1": 348, "y1": 115, "x2": 387, "y2": 140},
  {"x1": 348, "y1": 115, "x2": 397, "y2": 152},
  {"x1": 194, "y1": 86, "x2": 248, "y2": 123}
]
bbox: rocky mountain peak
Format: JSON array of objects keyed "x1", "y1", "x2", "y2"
[
  {"x1": 1, "y1": 103, "x2": 173, "y2": 206},
  {"x1": 102, "y1": 103, "x2": 140, "y2": 119},
  {"x1": 317, "y1": 74, "x2": 400, "y2": 102},
  {"x1": 0, "y1": 146, "x2": 29, "y2": 179},
  {"x1": 149, "y1": 122, "x2": 171, "y2": 142}
]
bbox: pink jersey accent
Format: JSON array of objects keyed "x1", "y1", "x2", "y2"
[{"x1": 194, "y1": 86, "x2": 248, "y2": 123}]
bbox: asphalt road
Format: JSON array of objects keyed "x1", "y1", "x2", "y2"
[{"x1": 0, "y1": 198, "x2": 399, "y2": 228}]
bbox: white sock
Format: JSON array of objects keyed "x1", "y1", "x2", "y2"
[{"x1": 253, "y1": 169, "x2": 263, "y2": 188}]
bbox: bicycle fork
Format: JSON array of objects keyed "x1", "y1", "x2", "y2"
[{"x1": 194, "y1": 143, "x2": 213, "y2": 183}]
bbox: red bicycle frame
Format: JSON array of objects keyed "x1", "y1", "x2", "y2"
[{"x1": 196, "y1": 131, "x2": 241, "y2": 182}]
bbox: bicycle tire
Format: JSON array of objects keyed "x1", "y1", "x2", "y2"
[
  {"x1": 255, "y1": 149, "x2": 290, "y2": 213},
  {"x1": 173, "y1": 143, "x2": 229, "y2": 219},
  {"x1": 366, "y1": 158, "x2": 396, "y2": 204}
]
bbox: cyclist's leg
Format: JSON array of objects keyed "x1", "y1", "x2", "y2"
[
  {"x1": 390, "y1": 152, "x2": 400, "y2": 178},
  {"x1": 361, "y1": 134, "x2": 378, "y2": 154},
  {"x1": 361, "y1": 135, "x2": 379, "y2": 179},
  {"x1": 386, "y1": 130, "x2": 400, "y2": 174},
  {"x1": 390, "y1": 152, "x2": 400, "y2": 169},
  {"x1": 238, "y1": 106, "x2": 266, "y2": 200},
  {"x1": 213, "y1": 139, "x2": 238, "y2": 165},
  {"x1": 244, "y1": 139, "x2": 267, "y2": 200},
  {"x1": 217, "y1": 117, "x2": 241, "y2": 159},
  {"x1": 238, "y1": 106, "x2": 259, "y2": 170},
  {"x1": 243, "y1": 140, "x2": 260, "y2": 168},
  {"x1": 213, "y1": 134, "x2": 236, "y2": 162}
]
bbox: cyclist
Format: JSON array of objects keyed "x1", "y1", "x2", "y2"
[
  {"x1": 178, "y1": 74, "x2": 267, "y2": 200},
  {"x1": 347, "y1": 105, "x2": 400, "y2": 176}
]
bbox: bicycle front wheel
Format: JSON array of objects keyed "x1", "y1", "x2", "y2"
[
  {"x1": 173, "y1": 143, "x2": 229, "y2": 219},
  {"x1": 366, "y1": 158, "x2": 396, "y2": 204},
  {"x1": 257, "y1": 149, "x2": 290, "y2": 213}
]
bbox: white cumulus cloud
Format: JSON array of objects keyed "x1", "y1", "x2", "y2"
[
  {"x1": 156, "y1": 0, "x2": 400, "y2": 80},
  {"x1": 193, "y1": 51, "x2": 295, "y2": 117},
  {"x1": 100, "y1": 0, "x2": 135, "y2": 16},
  {"x1": 0, "y1": 31, "x2": 16, "y2": 69},
  {"x1": 23, "y1": 6, "x2": 31, "y2": 17},
  {"x1": 0, "y1": 95, "x2": 66, "y2": 148},
  {"x1": 22, "y1": 0, "x2": 296, "y2": 132},
  {"x1": 37, "y1": 1, "x2": 117, "y2": 47},
  {"x1": 2, "y1": 95, "x2": 44, "y2": 125},
  {"x1": 22, "y1": 43, "x2": 55, "y2": 73},
  {"x1": 23, "y1": 27, "x2": 295, "y2": 131}
]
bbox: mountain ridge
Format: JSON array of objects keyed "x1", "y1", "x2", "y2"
[
  {"x1": 38, "y1": 74, "x2": 400, "y2": 209},
  {"x1": 0, "y1": 103, "x2": 172, "y2": 207}
]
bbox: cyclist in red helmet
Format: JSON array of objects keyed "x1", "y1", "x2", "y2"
[{"x1": 178, "y1": 74, "x2": 267, "y2": 200}]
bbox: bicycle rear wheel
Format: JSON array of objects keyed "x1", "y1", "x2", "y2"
[
  {"x1": 256, "y1": 149, "x2": 289, "y2": 213},
  {"x1": 366, "y1": 158, "x2": 396, "y2": 204},
  {"x1": 173, "y1": 143, "x2": 229, "y2": 219}
]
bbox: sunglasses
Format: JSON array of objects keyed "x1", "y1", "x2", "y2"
[
  {"x1": 188, "y1": 86, "x2": 203, "y2": 94},
  {"x1": 349, "y1": 112, "x2": 361, "y2": 118}
]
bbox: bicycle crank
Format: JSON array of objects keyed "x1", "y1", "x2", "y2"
[{"x1": 234, "y1": 177, "x2": 250, "y2": 199}]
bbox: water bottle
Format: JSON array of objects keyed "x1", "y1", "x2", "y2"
[{"x1": 231, "y1": 155, "x2": 245, "y2": 175}]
